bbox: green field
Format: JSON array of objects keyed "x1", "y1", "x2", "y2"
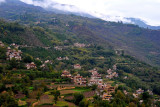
[
  {"x1": 71, "y1": 87, "x2": 91, "y2": 92},
  {"x1": 56, "y1": 101, "x2": 69, "y2": 107}
]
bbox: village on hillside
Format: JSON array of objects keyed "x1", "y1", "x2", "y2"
[{"x1": 0, "y1": 41, "x2": 159, "y2": 107}]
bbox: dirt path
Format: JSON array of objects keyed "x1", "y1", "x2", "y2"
[{"x1": 32, "y1": 101, "x2": 38, "y2": 107}]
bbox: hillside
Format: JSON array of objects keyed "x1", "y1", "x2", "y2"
[
  {"x1": 0, "y1": 20, "x2": 160, "y2": 106},
  {"x1": 0, "y1": 0, "x2": 160, "y2": 67},
  {"x1": 1, "y1": 15, "x2": 160, "y2": 93}
]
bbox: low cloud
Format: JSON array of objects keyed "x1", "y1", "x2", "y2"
[{"x1": 20, "y1": 0, "x2": 160, "y2": 26}]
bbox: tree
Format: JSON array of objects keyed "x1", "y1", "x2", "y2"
[
  {"x1": 93, "y1": 94, "x2": 101, "y2": 101},
  {"x1": 9, "y1": 58, "x2": 18, "y2": 69},
  {"x1": 142, "y1": 92, "x2": 150, "y2": 101},
  {"x1": 34, "y1": 59, "x2": 42, "y2": 67},
  {"x1": 79, "y1": 99, "x2": 89, "y2": 107},
  {"x1": 129, "y1": 102, "x2": 137, "y2": 107},
  {"x1": 111, "y1": 90, "x2": 126, "y2": 107},
  {"x1": 0, "y1": 65, "x2": 3, "y2": 73},
  {"x1": 73, "y1": 93, "x2": 84, "y2": 105},
  {"x1": 36, "y1": 92, "x2": 41, "y2": 100},
  {"x1": 141, "y1": 92, "x2": 151, "y2": 106},
  {"x1": 0, "y1": 92, "x2": 18, "y2": 107},
  {"x1": 116, "y1": 90, "x2": 125, "y2": 100},
  {"x1": 0, "y1": 47, "x2": 6, "y2": 60},
  {"x1": 156, "y1": 101, "x2": 160, "y2": 107},
  {"x1": 23, "y1": 54, "x2": 33, "y2": 63},
  {"x1": 51, "y1": 90, "x2": 60, "y2": 104},
  {"x1": 0, "y1": 83, "x2": 5, "y2": 92},
  {"x1": 22, "y1": 88, "x2": 29, "y2": 98},
  {"x1": 91, "y1": 84, "x2": 97, "y2": 90},
  {"x1": 99, "y1": 100, "x2": 110, "y2": 107},
  {"x1": 54, "y1": 90, "x2": 60, "y2": 104}
]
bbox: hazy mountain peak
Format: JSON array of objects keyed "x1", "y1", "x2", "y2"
[{"x1": 18, "y1": 0, "x2": 160, "y2": 27}]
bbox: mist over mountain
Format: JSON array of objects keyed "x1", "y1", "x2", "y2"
[
  {"x1": 1, "y1": 0, "x2": 159, "y2": 29},
  {"x1": 127, "y1": 18, "x2": 160, "y2": 30},
  {"x1": 17, "y1": 0, "x2": 160, "y2": 29}
]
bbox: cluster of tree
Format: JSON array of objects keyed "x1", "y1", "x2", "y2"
[
  {"x1": 0, "y1": 92, "x2": 18, "y2": 107},
  {"x1": 70, "y1": 89, "x2": 154, "y2": 107},
  {"x1": 116, "y1": 61, "x2": 160, "y2": 95},
  {"x1": 0, "y1": 47, "x2": 6, "y2": 60}
]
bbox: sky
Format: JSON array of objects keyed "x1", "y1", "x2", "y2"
[{"x1": 1, "y1": 0, "x2": 160, "y2": 26}]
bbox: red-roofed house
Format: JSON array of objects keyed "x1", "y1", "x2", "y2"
[
  {"x1": 74, "y1": 74, "x2": 86, "y2": 85},
  {"x1": 26, "y1": 62, "x2": 37, "y2": 69},
  {"x1": 61, "y1": 70, "x2": 72, "y2": 78},
  {"x1": 74, "y1": 64, "x2": 81, "y2": 69}
]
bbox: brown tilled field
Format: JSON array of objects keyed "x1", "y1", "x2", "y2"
[
  {"x1": 83, "y1": 91, "x2": 95, "y2": 98},
  {"x1": 60, "y1": 90, "x2": 77, "y2": 95}
]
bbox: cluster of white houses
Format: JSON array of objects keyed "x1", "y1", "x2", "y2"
[
  {"x1": 74, "y1": 64, "x2": 81, "y2": 69},
  {"x1": 5, "y1": 43, "x2": 38, "y2": 70},
  {"x1": 4, "y1": 43, "x2": 23, "y2": 61},
  {"x1": 132, "y1": 88, "x2": 153, "y2": 98},
  {"x1": 121, "y1": 88, "x2": 154, "y2": 104},
  {"x1": 10, "y1": 43, "x2": 19, "y2": 49},
  {"x1": 0, "y1": 41, "x2": 5, "y2": 47},
  {"x1": 74, "y1": 74, "x2": 87, "y2": 85},
  {"x1": 26, "y1": 59, "x2": 54, "y2": 70},
  {"x1": 106, "y1": 65, "x2": 118, "y2": 79},
  {"x1": 61, "y1": 70, "x2": 87, "y2": 85},
  {"x1": 26, "y1": 62, "x2": 37, "y2": 69},
  {"x1": 61, "y1": 68, "x2": 116, "y2": 101},
  {"x1": 54, "y1": 42, "x2": 89, "y2": 51},
  {"x1": 57, "y1": 57, "x2": 69, "y2": 61},
  {"x1": 6, "y1": 47, "x2": 22, "y2": 60},
  {"x1": 40, "y1": 60, "x2": 53, "y2": 68},
  {"x1": 54, "y1": 46, "x2": 70, "y2": 51},
  {"x1": 54, "y1": 46, "x2": 63, "y2": 51},
  {"x1": 101, "y1": 85, "x2": 115, "y2": 101},
  {"x1": 106, "y1": 69, "x2": 118, "y2": 79},
  {"x1": 74, "y1": 43, "x2": 86, "y2": 48},
  {"x1": 88, "y1": 68, "x2": 102, "y2": 86},
  {"x1": 88, "y1": 68, "x2": 116, "y2": 101}
]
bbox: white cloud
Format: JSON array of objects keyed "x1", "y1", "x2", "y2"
[
  {"x1": 0, "y1": 0, "x2": 5, "y2": 3},
  {"x1": 20, "y1": 0, "x2": 160, "y2": 26}
]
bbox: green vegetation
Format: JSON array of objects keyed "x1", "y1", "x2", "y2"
[
  {"x1": 0, "y1": 92, "x2": 18, "y2": 107},
  {"x1": 73, "y1": 93, "x2": 84, "y2": 105},
  {"x1": 56, "y1": 101, "x2": 69, "y2": 107},
  {"x1": 72, "y1": 87, "x2": 91, "y2": 92}
]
